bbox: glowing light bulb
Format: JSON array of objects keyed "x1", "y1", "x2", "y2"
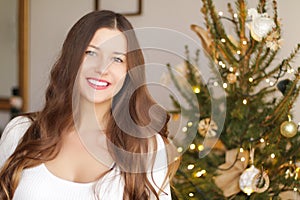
[
  {"x1": 187, "y1": 164, "x2": 195, "y2": 170},
  {"x1": 223, "y1": 83, "x2": 228, "y2": 88},
  {"x1": 266, "y1": 78, "x2": 270, "y2": 83},
  {"x1": 271, "y1": 153, "x2": 275, "y2": 159},
  {"x1": 177, "y1": 147, "x2": 183, "y2": 153},
  {"x1": 218, "y1": 61, "x2": 223, "y2": 65},
  {"x1": 229, "y1": 67, "x2": 234, "y2": 72},
  {"x1": 260, "y1": 138, "x2": 265, "y2": 143},
  {"x1": 242, "y1": 40, "x2": 247, "y2": 45},
  {"x1": 198, "y1": 145, "x2": 204, "y2": 151},
  {"x1": 240, "y1": 148, "x2": 244, "y2": 152},
  {"x1": 233, "y1": 13, "x2": 238, "y2": 18},
  {"x1": 222, "y1": 64, "x2": 226, "y2": 68},
  {"x1": 218, "y1": 11, "x2": 223, "y2": 16},
  {"x1": 189, "y1": 193, "x2": 194, "y2": 197},
  {"x1": 221, "y1": 38, "x2": 226, "y2": 43},
  {"x1": 243, "y1": 99, "x2": 247, "y2": 104},
  {"x1": 182, "y1": 127, "x2": 187, "y2": 132},
  {"x1": 249, "y1": 77, "x2": 253, "y2": 82},
  {"x1": 193, "y1": 87, "x2": 200, "y2": 93},
  {"x1": 237, "y1": 50, "x2": 241, "y2": 54},
  {"x1": 190, "y1": 144, "x2": 196, "y2": 150},
  {"x1": 241, "y1": 157, "x2": 246, "y2": 162},
  {"x1": 195, "y1": 170, "x2": 206, "y2": 177},
  {"x1": 187, "y1": 122, "x2": 193, "y2": 127},
  {"x1": 269, "y1": 82, "x2": 274, "y2": 86},
  {"x1": 214, "y1": 82, "x2": 219, "y2": 86}
]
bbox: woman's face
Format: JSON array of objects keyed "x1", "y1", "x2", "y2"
[{"x1": 79, "y1": 28, "x2": 127, "y2": 105}]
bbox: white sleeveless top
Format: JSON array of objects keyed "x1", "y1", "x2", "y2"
[{"x1": 0, "y1": 116, "x2": 171, "y2": 200}]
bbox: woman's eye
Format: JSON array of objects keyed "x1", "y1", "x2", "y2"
[
  {"x1": 113, "y1": 57, "x2": 124, "y2": 63},
  {"x1": 85, "y1": 50, "x2": 97, "y2": 56}
]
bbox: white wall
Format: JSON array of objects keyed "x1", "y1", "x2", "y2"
[{"x1": 28, "y1": 0, "x2": 300, "y2": 124}]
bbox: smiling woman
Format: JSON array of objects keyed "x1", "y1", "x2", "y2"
[
  {"x1": 0, "y1": 0, "x2": 28, "y2": 112},
  {"x1": 0, "y1": 10, "x2": 179, "y2": 200}
]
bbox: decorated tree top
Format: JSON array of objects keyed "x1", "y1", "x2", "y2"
[{"x1": 169, "y1": 0, "x2": 300, "y2": 199}]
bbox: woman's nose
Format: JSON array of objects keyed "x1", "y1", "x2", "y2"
[{"x1": 95, "y1": 58, "x2": 112, "y2": 74}]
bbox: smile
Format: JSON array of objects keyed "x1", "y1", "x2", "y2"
[{"x1": 87, "y1": 78, "x2": 110, "y2": 90}]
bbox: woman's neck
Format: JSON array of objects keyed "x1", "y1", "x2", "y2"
[{"x1": 78, "y1": 98, "x2": 111, "y2": 132}]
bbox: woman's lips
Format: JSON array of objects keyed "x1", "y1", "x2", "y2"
[{"x1": 87, "y1": 78, "x2": 111, "y2": 90}]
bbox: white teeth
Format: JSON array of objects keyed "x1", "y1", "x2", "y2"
[{"x1": 88, "y1": 79, "x2": 108, "y2": 86}]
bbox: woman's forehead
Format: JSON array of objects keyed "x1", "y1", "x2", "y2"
[{"x1": 89, "y1": 28, "x2": 127, "y2": 53}]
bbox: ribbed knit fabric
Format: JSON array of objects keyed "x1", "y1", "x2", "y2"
[{"x1": 0, "y1": 116, "x2": 171, "y2": 200}]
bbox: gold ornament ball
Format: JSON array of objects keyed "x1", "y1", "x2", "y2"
[
  {"x1": 227, "y1": 73, "x2": 237, "y2": 84},
  {"x1": 280, "y1": 121, "x2": 298, "y2": 138}
]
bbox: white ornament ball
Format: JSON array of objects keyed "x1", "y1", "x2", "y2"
[{"x1": 239, "y1": 165, "x2": 260, "y2": 195}]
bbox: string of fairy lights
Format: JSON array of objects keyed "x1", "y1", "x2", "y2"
[
  {"x1": 170, "y1": 2, "x2": 300, "y2": 197},
  {"x1": 176, "y1": 115, "x2": 300, "y2": 197}
]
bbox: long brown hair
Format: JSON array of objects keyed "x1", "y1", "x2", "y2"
[{"x1": 0, "y1": 10, "x2": 179, "y2": 200}]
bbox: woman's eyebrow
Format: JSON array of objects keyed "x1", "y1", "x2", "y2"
[
  {"x1": 113, "y1": 52, "x2": 126, "y2": 56},
  {"x1": 88, "y1": 44, "x2": 126, "y2": 55},
  {"x1": 88, "y1": 44, "x2": 100, "y2": 50}
]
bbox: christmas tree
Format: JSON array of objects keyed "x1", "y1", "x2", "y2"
[{"x1": 168, "y1": 0, "x2": 300, "y2": 199}]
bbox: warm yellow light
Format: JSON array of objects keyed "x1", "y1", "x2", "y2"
[
  {"x1": 213, "y1": 82, "x2": 219, "y2": 86},
  {"x1": 229, "y1": 67, "x2": 234, "y2": 72},
  {"x1": 221, "y1": 38, "x2": 226, "y2": 43},
  {"x1": 187, "y1": 164, "x2": 195, "y2": 170},
  {"x1": 237, "y1": 50, "x2": 241, "y2": 54},
  {"x1": 260, "y1": 138, "x2": 265, "y2": 143},
  {"x1": 241, "y1": 157, "x2": 246, "y2": 162},
  {"x1": 242, "y1": 40, "x2": 247, "y2": 45},
  {"x1": 243, "y1": 99, "x2": 247, "y2": 104},
  {"x1": 249, "y1": 77, "x2": 253, "y2": 82},
  {"x1": 240, "y1": 148, "x2": 244, "y2": 152},
  {"x1": 198, "y1": 145, "x2": 204, "y2": 151},
  {"x1": 195, "y1": 170, "x2": 206, "y2": 177},
  {"x1": 233, "y1": 13, "x2": 238, "y2": 18},
  {"x1": 177, "y1": 147, "x2": 183, "y2": 153},
  {"x1": 193, "y1": 87, "x2": 200, "y2": 94},
  {"x1": 244, "y1": 188, "x2": 254, "y2": 196},
  {"x1": 189, "y1": 192, "x2": 194, "y2": 197},
  {"x1": 271, "y1": 153, "x2": 276, "y2": 159},
  {"x1": 223, "y1": 83, "x2": 228, "y2": 88},
  {"x1": 218, "y1": 11, "x2": 223, "y2": 16},
  {"x1": 182, "y1": 127, "x2": 187, "y2": 132},
  {"x1": 187, "y1": 122, "x2": 193, "y2": 127},
  {"x1": 190, "y1": 144, "x2": 196, "y2": 150}
]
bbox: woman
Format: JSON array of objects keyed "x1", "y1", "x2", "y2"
[{"x1": 0, "y1": 10, "x2": 179, "y2": 199}]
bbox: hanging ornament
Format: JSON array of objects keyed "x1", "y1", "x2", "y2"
[
  {"x1": 277, "y1": 79, "x2": 293, "y2": 96},
  {"x1": 227, "y1": 73, "x2": 237, "y2": 84},
  {"x1": 198, "y1": 118, "x2": 218, "y2": 138},
  {"x1": 247, "y1": 8, "x2": 276, "y2": 41},
  {"x1": 251, "y1": 169, "x2": 270, "y2": 193},
  {"x1": 279, "y1": 161, "x2": 300, "y2": 180},
  {"x1": 265, "y1": 30, "x2": 283, "y2": 51},
  {"x1": 239, "y1": 148, "x2": 269, "y2": 195},
  {"x1": 280, "y1": 115, "x2": 298, "y2": 138}
]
